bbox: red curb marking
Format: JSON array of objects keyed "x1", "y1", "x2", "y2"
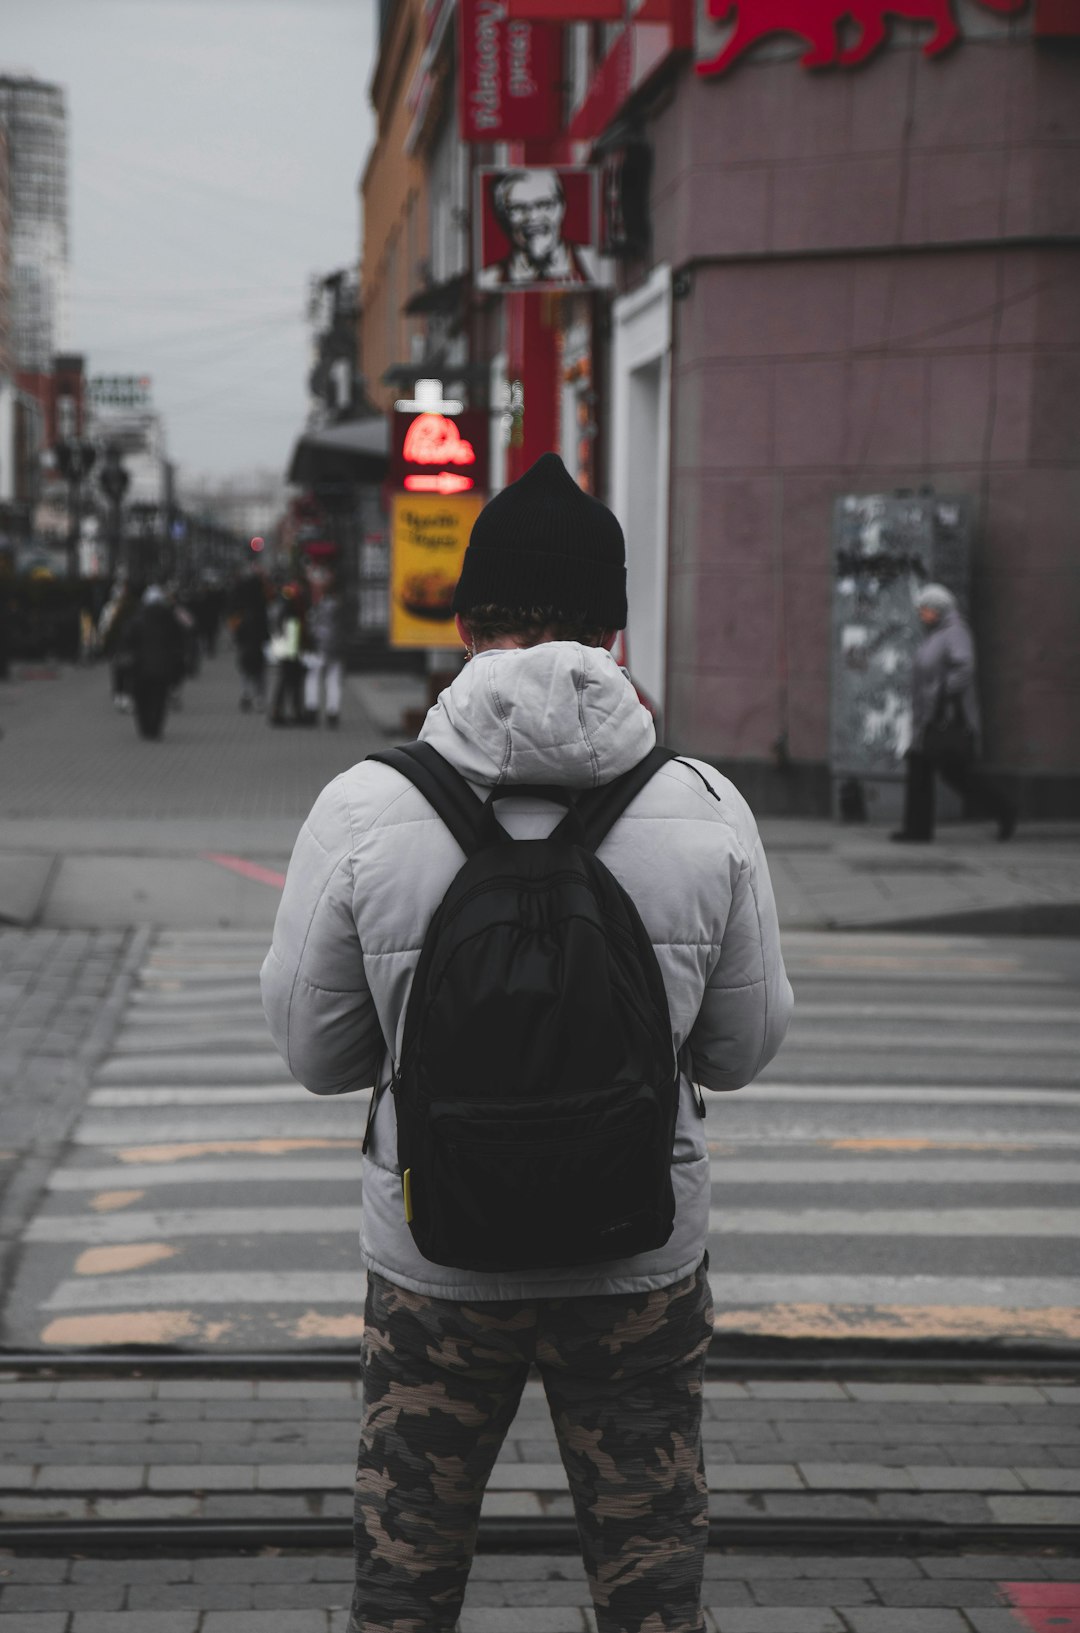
[
  {"x1": 999, "y1": 1584, "x2": 1080, "y2": 1631},
  {"x1": 201, "y1": 852, "x2": 286, "y2": 889}
]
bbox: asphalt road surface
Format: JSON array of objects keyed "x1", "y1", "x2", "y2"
[{"x1": 4, "y1": 925, "x2": 1078, "y2": 1353}]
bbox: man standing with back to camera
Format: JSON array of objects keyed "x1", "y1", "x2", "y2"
[{"x1": 261, "y1": 453, "x2": 793, "y2": 1633}]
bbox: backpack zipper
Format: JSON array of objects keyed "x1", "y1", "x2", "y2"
[{"x1": 362, "y1": 1066, "x2": 396, "y2": 1155}]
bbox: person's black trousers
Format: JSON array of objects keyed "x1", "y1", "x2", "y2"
[
  {"x1": 132, "y1": 677, "x2": 169, "y2": 740},
  {"x1": 901, "y1": 749, "x2": 1016, "y2": 840},
  {"x1": 270, "y1": 658, "x2": 305, "y2": 724}
]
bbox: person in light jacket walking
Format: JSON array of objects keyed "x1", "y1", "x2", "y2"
[
  {"x1": 893, "y1": 583, "x2": 1018, "y2": 843},
  {"x1": 267, "y1": 581, "x2": 309, "y2": 726},
  {"x1": 261, "y1": 453, "x2": 794, "y2": 1633},
  {"x1": 304, "y1": 574, "x2": 346, "y2": 727}
]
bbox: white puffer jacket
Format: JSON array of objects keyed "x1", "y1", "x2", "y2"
[{"x1": 261, "y1": 642, "x2": 793, "y2": 1300}]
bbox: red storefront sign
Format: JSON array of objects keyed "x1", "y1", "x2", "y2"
[
  {"x1": 458, "y1": 0, "x2": 562, "y2": 142},
  {"x1": 390, "y1": 410, "x2": 491, "y2": 496},
  {"x1": 505, "y1": 0, "x2": 624, "y2": 16},
  {"x1": 1035, "y1": 0, "x2": 1080, "y2": 31},
  {"x1": 697, "y1": 0, "x2": 1028, "y2": 76}
]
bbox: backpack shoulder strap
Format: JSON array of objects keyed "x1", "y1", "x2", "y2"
[
  {"x1": 367, "y1": 742, "x2": 493, "y2": 857},
  {"x1": 577, "y1": 745, "x2": 677, "y2": 852}
]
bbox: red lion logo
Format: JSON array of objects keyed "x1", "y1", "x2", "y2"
[{"x1": 697, "y1": 0, "x2": 1028, "y2": 76}]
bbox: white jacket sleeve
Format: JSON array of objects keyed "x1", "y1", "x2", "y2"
[
  {"x1": 686, "y1": 827, "x2": 794, "y2": 1092},
  {"x1": 260, "y1": 777, "x2": 383, "y2": 1096}
]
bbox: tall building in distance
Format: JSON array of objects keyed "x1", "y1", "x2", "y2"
[
  {"x1": 0, "y1": 75, "x2": 70, "y2": 371},
  {"x1": 0, "y1": 119, "x2": 13, "y2": 513},
  {"x1": 0, "y1": 120, "x2": 11, "y2": 378}
]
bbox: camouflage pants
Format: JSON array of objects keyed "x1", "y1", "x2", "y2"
[{"x1": 348, "y1": 1260, "x2": 713, "y2": 1633}]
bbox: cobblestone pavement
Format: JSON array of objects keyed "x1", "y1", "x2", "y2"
[
  {"x1": 0, "y1": 1375, "x2": 1078, "y2": 1527},
  {"x1": 0, "y1": 928, "x2": 146, "y2": 1317},
  {"x1": 0, "y1": 1550, "x2": 1078, "y2": 1631},
  {"x1": 0, "y1": 1372, "x2": 1077, "y2": 1629}
]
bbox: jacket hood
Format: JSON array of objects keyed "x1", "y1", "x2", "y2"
[{"x1": 419, "y1": 641, "x2": 655, "y2": 788}]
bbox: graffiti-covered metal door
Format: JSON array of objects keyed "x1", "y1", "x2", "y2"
[{"x1": 830, "y1": 493, "x2": 971, "y2": 818}]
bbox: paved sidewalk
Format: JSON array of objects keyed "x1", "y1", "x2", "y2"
[
  {"x1": 1, "y1": 658, "x2": 1077, "y2": 935},
  {"x1": 0, "y1": 1370, "x2": 1077, "y2": 1629},
  {"x1": 1, "y1": 1374, "x2": 1078, "y2": 1528},
  {"x1": 0, "y1": 929, "x2": 146, "y2": 1328},
  {"x1": 0, "y1": 1553, "x2": 1078, "y2": 1631}
]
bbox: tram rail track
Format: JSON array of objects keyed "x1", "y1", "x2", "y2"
[
  {"x1": 2, "y1": 1342, "x2": 1077, "y2": 1558},
  {"x1": 1, "y1": 1514, "x2": 1077, "y2": 1557},
  {"x1": 2, "y1": 1338, "x2": 1079, "y2": 1380}
]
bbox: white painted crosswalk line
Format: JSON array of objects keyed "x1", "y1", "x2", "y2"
[
  {"x1": 49, "y1": 1159, "x2": 363, "y2": 1188},
  {"x1": 74, "y1": 1112, "x2": 366, "y2": 1143},
  {"x1": 792, "y1": 1002, "x2": 1080, "y2": 1024},
  {"x1": 16, "y1": 924, "x2": 1080, "y2": 1351},
  {"x1": 42, "y1": 1271, "x2": 366, "y2": 1308},
  {"x1": 26, "y1": 1204, "x2": 1080, "y2": 1244},
  {"x1": 717, "y1": 1085, "x2": 1080, "y2": 1104},
  {"x1": 27, "y1": 1207, "x2": 362, "y2": 1243},
  {"x1": 37, "y1": 1269, "x2": 1080, "y2": 1313},
  {"x1": 705, "y1": 1209, "x2": 1080, "y2": 1236},
  {"x1": 704, "y1": 1274, "x2": 1080, "y2": 1308},
  {"x1": 47, "y1": 1155, "x2": 1080, "y2": 1190},
  {"x1": 705, "y1": 1158, "x2": 1080, "y2": 1183},
  {"x1": 89, "y1": 1086, "x2": 348, "y2": 1105}
]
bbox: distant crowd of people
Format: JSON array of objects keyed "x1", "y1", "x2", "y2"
[
  {"x1": 90, "y1": 568, "x2": 347, "y2": 741},
  {"x1": 229, "y1": 569, "x2": 346, "y2": 728}
]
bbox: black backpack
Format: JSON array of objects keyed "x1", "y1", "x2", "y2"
[{"x1": 364, "y1": 741, "x2": 680, "y2": 1273}]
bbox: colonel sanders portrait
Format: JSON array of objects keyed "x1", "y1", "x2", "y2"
[{"x1": 477, "y1": 168, "x2": 600, "y2": 291}]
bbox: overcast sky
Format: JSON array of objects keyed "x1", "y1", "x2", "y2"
[{"x1": 5, "y1": 0, "x2": 377, "y2": 485}]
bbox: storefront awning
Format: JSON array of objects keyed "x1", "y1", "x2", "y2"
[{"x1": 286, "y1": 416, "x2": 390, "y2": 487}]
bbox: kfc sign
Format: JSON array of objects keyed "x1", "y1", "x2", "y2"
[
  {"x1": 391, "y1": 409, "x2": 490, "y2": 495},
  {"x1": 475, "y1": 166, "x2": 609, "y2": 292},
  {"x1": 458, "y1": 0, "x2": 562, "y2": 142},
  {"x1": 697, "y1": 0, "x2": 1028, "y2": 75}
]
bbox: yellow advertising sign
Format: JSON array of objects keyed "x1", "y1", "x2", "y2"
[{"x1": 389, "y1": 492, "x2": 483, "y2": 649}]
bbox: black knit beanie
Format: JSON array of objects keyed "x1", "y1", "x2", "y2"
[{"x1": 452, "y1": 452, "x2": 627, "y2": 629}]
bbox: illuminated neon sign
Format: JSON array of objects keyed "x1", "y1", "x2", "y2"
[
  {"x1": 404, "y1": 471, "x2": 477, "y2": 494},
  {"x1": 391, "y1": 407, "x2": 490, "y2": 494},
  {"x1": 402, "y1": 413, "x2": 477, "y2": 472}
]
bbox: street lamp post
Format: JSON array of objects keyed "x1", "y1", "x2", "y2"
[
  {"x1": 98, "y1": 446, "x2": 131, "y2": 580},
  {"x1": 54, "y1": 438, "x2": 97, "y2": 580}
]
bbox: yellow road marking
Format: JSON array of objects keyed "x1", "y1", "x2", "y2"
[
  {"x1": 75, "y1": 1243, "x2": 176, "y2": 1276},
  {"x1": 116, "y1": 1139, "x2": 363, "y2": 1163},
  {"x1": 39, "y1": 1310, "x2": 209, "y2": 1346},
  {"x1": 292, "y1": 1311, "x2": 366, "y2": 1340},
  {"x1": 89, "y1": 1190, "x2": 145, "y2": 1211},
  {"x1": 712, "y1": 1303, "x2": 1080, "y2": 1342}
]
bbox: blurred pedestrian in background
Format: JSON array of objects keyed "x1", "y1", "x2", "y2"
[
  {"x1": 231, "y1": 570, "x2": 270, "y2": 714},
  {"x1": 169, "y1": 584, "x2": 199, "y2": 709},
  {"x1": 194, "y1": 578, "x2": 223, "y2": 659},
  {"x1": 893, "y1": 583, "x2": 1018, "y2": 844},
  {"x1": 268, "y1": 580, "x2": 309, "y2": 727},
  {"x1": 304, "y1": 573, "x2": 345, "y2": 729},
  {"x1": 0, "y1": 583, "x2": 12, "y2": 682},
  {"x1": 120, "y1": 584, "x2": 186, "y2": 741},
  {"x1": 98, "y1": 580, "x2": 137, "y2": 713}
]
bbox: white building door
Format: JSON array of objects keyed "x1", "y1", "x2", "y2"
[{"x1": 611, "y1": 265, "x2": 672, "y2": 714}]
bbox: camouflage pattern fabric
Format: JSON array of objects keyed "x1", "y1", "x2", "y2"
[{"x1": 349, "y1": 1261, "x2": 713, "y2": 1633}]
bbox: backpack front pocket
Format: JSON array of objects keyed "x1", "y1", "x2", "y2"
[{"x1": 410, "y1": 1088, "x2": 675, "y2": 1271}]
